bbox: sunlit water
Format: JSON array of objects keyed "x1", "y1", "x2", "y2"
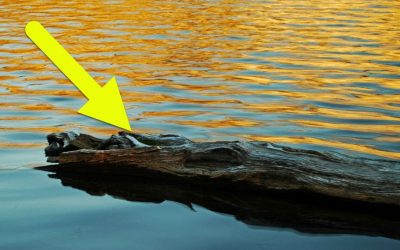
[{"x1": 0, "y1": 0, "x2": 399, "y2": 249}]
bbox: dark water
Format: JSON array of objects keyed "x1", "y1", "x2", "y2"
[
  {"x1": 1, "y1": 0, "x2": 400, "y2": 248},
  {"x1": 1, "y1": 170, "x2": 400, "y2": 250}
]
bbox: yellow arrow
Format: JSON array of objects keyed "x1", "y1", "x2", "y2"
[{"x1": 25, "y1": 21, "x2": 131, "y2": 131}]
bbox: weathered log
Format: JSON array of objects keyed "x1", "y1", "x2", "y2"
[
  {"x1": 42, "y1": 131, "x2": 400, "y2": 206},
  {"x1": 33, "y1": 168, "x2": 400, "y2": 239}
]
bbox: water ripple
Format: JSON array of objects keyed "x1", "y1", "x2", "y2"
[{"x1": 0, "y1": 0, "x2": 399, "y2": 168}]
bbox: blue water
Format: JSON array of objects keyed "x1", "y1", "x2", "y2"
[{"x1": 1, "y1": 170, "x2": 399, "y2": 250}]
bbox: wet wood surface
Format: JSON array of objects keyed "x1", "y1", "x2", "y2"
[{"x1": 42, "y1": 131, "x2": 400, "y2": 207}]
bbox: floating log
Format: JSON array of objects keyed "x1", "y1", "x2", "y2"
[{"x1": 42, "y1": 131, "x2": 400, "y2": 207}]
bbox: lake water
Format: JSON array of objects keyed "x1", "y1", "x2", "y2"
[{"x1": 0, "y1": 0, "x2": 399, "y2": 249}]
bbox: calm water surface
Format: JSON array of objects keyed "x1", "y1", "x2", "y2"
[{"x1": 0, "y1": 0, "x2": 399, "y2": 249}]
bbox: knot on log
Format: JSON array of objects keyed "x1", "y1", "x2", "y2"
[
  {"x1": 45, "y1": 131, "x2": 104, "y2": 157},
  {"x1": 186, "y1": 142, "x2": 246, "y2": 168}
]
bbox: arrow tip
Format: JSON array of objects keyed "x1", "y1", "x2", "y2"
[
  {"x1": 78, "y1": 77, "x2": 131, "y2": 131},
  {"x1": 25, "y1": 21, "x2": 43, "y2": 39}
]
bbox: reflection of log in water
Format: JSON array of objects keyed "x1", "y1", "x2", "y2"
[
  {"x1": 36, "y1": 166, "x2": 400, "y2": 239},
  {"x1": 39, "y1": 131, "x2": 400, "y2": 239}
]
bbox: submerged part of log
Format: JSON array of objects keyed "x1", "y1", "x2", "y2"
[
  {"x1": 34, "y1": 169, "x2": 400, "y2": 239},
  {"x1": 43, "y1": 131, "x2": 400, "y2": 206}
]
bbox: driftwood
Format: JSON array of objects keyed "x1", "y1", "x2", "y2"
[
  {"x1": 41, "y1": 131, "x2": 400, "y2": 206},
  {"x1": 34, "y1": 168, "x2": 400, "y2": 239},
  {"x1": 37, "y1": 131, "x2": 400, "y2": 239}
]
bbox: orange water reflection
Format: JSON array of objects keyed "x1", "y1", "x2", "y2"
[{"x1": 0, "y1": 0, "x2": 399, "y2": 161}]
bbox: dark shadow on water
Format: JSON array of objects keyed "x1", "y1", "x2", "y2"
[{"x1": 36, "y1": 165, "x2": 400, "y2": 240}]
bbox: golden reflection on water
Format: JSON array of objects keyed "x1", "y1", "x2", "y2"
[{"x1": 0, "y1": 0, "x2": 399, "y2": 160}]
